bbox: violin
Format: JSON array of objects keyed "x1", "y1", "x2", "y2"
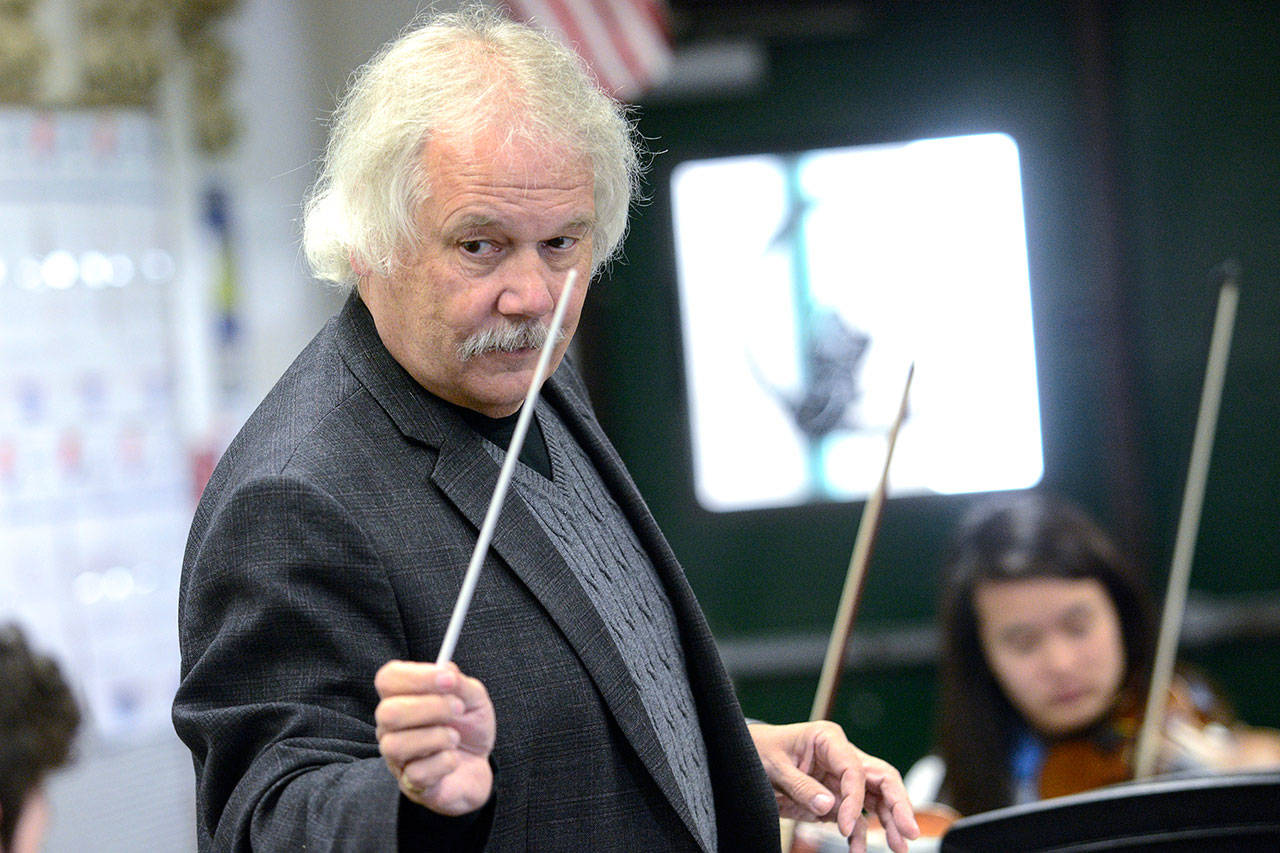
[{"x1": 1039, "y1": 669, "x2": 1238, "y2": 799}]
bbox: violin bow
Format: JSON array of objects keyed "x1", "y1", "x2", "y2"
[
  {"x1": 435, "y1": 269, "x2": 578, "y2": 665},
  {"x1": 1131, "y1": 260, "x2": 1240, "y2": 779},
  {"x1": 782, "y1": 362, "x2": 914, "y2": 852},
  {"x1": 809, "y1": 362, "x2": 915, "y2": 722}
]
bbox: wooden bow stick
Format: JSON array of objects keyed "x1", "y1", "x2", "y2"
[
  {"x1": 782, "y1": 362, "x2": 915, "y2": 852},
  {"x1": 436, "y1": 269, "x2": 578, "y2": 665},
  {"x1": 810, "y1": 361, "x2": 915, "y2": 722},
  {"x1": 1132, "y1": 260, "x2": 1240, "y2": 779}
]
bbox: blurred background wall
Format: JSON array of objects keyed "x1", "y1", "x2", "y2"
[
  {"x1": 0, "y1": 1, "x2": 1276, "y2": 849},
  {"x1": 2, "y1": 2, "x2": 432, "y2": 848}
]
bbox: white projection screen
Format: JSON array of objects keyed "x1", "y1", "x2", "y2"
[{"x1": 671, "y1": 132, "x2": 1044, "y2": 512}]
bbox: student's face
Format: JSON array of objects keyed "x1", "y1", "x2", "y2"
[
  {"x1": 360, "y1": 124, "x2": 595, "y2": 418},
  {"x1": 974, "y1": 577, "x2": 1126, "y2": 737}
]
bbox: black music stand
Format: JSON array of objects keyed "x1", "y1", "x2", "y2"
[{"x1": 939, "y1": 771, "x2": 1280, "y2": 852}]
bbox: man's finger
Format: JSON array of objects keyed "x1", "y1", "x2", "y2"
[
  {"x1": 774, "y1": 760, "x2": 838, "y2": 819},
  {"x1": 878, "y1": 806, "x2": 906, "y2": 853},
  {"x1": 378, "y1": 723, "x2": 462, "y2": 767},
  {"x1": 375, "y1": 693, "x2": 465, "y2": 735},
  {"x1": 451, "y1": 668, "x2": 491, "y2": 711},
  {"x1": 375, "y1": 660, "x2": 459, "y2": 698},
  {"x1": 847, "y1": 812, "x2": 869, "y2": 853},
  {"x1": 835, "y1": 766, "x2": 868, "y2": 836},
  {"x1": 399, "y1": 748, "x2": 463, "y2": 794},
  {"x1": 864, "y1": 773, "x2": 919, "y2": 853}
]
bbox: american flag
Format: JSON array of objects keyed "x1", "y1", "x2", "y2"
[{"x1": 501, "y1": 0, "x2": 674, "y2": 102}]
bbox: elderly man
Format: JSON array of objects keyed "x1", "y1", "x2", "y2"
[{"x1": 172, "y1": 6, "x2": 918, "y2": 852}]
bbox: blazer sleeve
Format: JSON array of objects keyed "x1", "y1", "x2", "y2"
[{"x1": 173, "y1": 474, "x2": 490, "y2": 852}]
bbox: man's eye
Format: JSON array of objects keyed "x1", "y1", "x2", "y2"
[
  {"x1": 544, "y1": 236, "x2": 578, "y2": 250},
  {"x1": 460, "y1": 239, "x2": 494, "y2": 255}
]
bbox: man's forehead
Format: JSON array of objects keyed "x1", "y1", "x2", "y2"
[
  {"x1": 425, "y1": 123, "x2": 589, "y2": 172},
  {"x1": 447, "y1": 210, "x2": 595, "y2": 230}
]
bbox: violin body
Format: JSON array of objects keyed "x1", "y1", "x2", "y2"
[{"x1": 1039, "y1": 669, "x2": 1238, "y2": 800}]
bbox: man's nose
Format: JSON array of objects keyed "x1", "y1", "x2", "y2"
[{"x1": 496, "y1": 251, "x2": 556, "y2": 319}]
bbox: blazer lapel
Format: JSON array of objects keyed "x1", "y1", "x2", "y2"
[
  {"x1": 430, "y1": 412, "x2": 703, "y2": 849},
  {"x1": 334, "y1": 295, "x2": 702, "y2": 847}
]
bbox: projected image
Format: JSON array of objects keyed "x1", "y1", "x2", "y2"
[{"x1": 671, "y1": 133, "x2": 1043, "y2": 512}]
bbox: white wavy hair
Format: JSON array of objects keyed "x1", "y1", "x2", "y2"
[{"x1": 302, "y1": 3, "x2": 643, "y2": 288}]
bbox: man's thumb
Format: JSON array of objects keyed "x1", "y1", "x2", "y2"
[{"x1": 776, "y1": 763, "x2": 836, "y2": 818}]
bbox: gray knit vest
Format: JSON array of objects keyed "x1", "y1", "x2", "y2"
[{"x1": 482, "y1": 399, "x2": 718, "y2": 852}]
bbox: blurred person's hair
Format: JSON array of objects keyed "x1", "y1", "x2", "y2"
[
  {"x1": 0, "y1": 623, "x2": 80, "y2": 848},
  {"x1": 303, "y1": 2, "x2": 642, "y2": 288}
]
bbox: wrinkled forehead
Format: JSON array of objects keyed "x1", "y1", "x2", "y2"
[{"x1": 419, "y1": 119, "x2": 594, "y2": 203}]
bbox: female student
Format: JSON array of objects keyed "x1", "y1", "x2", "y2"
[{"x1": 926, "y1": 492, "x2": 1280, "y2": 816}]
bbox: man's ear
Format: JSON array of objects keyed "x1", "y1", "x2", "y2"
[{"x1": 349, "y1": 252, "x2": 371, "y2": 278}]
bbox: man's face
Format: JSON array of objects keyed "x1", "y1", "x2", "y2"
[
  {"x1": 360, "y1": 125, "x2": 595, "y2": 418},
  {"x1": 975, "y1": 577, "x2": 1127, "y2": 737}
]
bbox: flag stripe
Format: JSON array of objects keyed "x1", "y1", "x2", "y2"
[
  {"x1": 510, "y1": 0, "x2": 611, "y2": 91},
  {"x1": 560, "y1": 0, "x2": 643, "y2": 95},
  {"x1": 607, "y1": 0, "x2": 672, "y2": 73},
  {"x1": 502, "y1": 0, "x2": 672, "y2": 100},
  {"x1": 585, "y1": 0, "x2": 650, "y2": 88}
]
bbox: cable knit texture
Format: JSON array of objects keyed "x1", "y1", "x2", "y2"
[{"x1": 483, "y1": 399, "x2": 717, "y2": 852}]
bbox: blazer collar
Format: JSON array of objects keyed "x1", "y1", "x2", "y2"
[
  {"x1": 333, "y1": 291, "x2": 461, "y2": 448},
  {"x1": 333, "y1": 290, "x2": 596, "y2": 450}
]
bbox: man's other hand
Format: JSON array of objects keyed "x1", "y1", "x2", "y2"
[{"x1": 749, "y1": 720, "x2": 919, "y2": 853}]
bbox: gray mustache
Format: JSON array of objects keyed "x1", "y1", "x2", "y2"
[{"x1": 457, "y1": 320, "x2": 564, "y2": 361}]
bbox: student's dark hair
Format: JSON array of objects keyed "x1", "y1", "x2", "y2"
[
  {"x1": 0, "y1": 623, "x2": 80, "y2": 848},
  {"x1": 934, "y1": 491, "x2": 1156, "y2": 816}
]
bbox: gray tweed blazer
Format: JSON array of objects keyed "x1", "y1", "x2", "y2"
[{"x1": 172, "y1": 293, "x2": 779, "y2": 851}]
